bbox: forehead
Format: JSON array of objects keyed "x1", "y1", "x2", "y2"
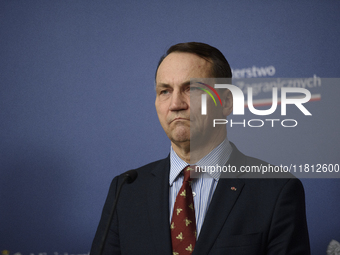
[{"x1": 156, "y1": 52, "x2": 212, "y2": 85}]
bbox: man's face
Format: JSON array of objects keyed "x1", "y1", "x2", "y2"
[{"x1": 155, "y1": 52, "x2": 226, "y2": 150}]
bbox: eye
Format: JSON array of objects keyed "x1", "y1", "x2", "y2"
[
  {"x1": 160, "y1": 90, "x2": 169, "y2": 95},
  {"x1": 188, "y1": 86, "x2": 202, "y2": 94}
]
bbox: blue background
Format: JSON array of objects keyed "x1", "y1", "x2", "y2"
[{"x1": 1, "y1": 1, "x2": 339, "y2": 254}]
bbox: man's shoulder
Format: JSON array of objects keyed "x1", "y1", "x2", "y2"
[
  {"x1": 134, "y1": 156, "x2": 169, "y2": 173},
  {"x1": 114, "y1": 156, "x2": 170, "y2": 183},
  {"x1": 229, "y1": 142, "x2": 269, "y2": 166},
  {"x1": 229, "y1": 142, "x2": 296, "y2": 180}
]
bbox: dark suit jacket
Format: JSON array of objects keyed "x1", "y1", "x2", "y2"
[{"x1": 91, "y1": 143, "x2": 310, "y2": 255}]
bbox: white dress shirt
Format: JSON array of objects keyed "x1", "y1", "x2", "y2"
[{"x1": 169, "y1": 138, "x2": 233, "y2": 238}]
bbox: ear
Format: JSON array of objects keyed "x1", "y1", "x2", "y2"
[{"x1": 221, "y1": 89, "x2": 233, "y2": 117}]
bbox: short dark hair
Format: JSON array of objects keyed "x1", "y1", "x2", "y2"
[{"x1": 155, "y1": 42, "x2": 232, "y2": 79}]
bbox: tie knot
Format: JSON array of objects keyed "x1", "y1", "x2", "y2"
[{"x1": 183, "y1": 166, "x2": 194, "y2": 182}]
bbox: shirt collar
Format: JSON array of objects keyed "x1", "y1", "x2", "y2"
[{"x1": 169, "y1": 138, "x2": 233, "y2": 185}]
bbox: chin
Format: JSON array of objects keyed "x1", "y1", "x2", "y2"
[{"x1": 169, "y1": 130, "x2": 190, "y2": 143}]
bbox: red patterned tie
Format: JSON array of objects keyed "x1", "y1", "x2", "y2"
[{"x1": 171, "y1": 166, "x2": 197, "y2": 255}]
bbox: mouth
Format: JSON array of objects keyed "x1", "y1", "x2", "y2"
[{"x1": 169, "y1": 117, "x2": 190, "y2": 124}]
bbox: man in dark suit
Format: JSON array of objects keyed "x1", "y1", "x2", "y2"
[{"x1": 91, "y1": 42, "x2": 310, "y2": 254}]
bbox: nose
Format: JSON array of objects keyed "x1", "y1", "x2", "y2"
[{"x1": 169, "y1": 91, "x2": 189, "y2": 111}]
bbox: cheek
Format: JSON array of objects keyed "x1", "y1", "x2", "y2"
[
  {"x1": 190, "y1": 99, "x2": 201, "y2": 116},
  {"x1": 190, "y1": 94, "x2": 200, "y2": 106},
  {"x1": 156, "y1": 104, "x2": 168, "y2": 122},
  {"x1": 155, "y1": 100, "x2": 163, "y2": 113}
]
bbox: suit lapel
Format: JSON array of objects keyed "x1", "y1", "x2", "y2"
[
  {"x1": 144, "y1": 143, "x2": 247, "y2": 255},
  {"x1": 193, "y1": 143, "x2": 246, "y2": 255},
  {"x1": 194, "y1": 178, "x2": 244, "y2": 254},
  {"x1": 146, "y1": 157, "x2": 172, "y2": 255}
]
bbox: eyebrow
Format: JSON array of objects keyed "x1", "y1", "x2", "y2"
[
  {"x1": 156, "y1": 81, "x2": 192, "y2": 88},
  {"x1": 156, "y1": 83, "x2": 172, "y2": 89}
]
